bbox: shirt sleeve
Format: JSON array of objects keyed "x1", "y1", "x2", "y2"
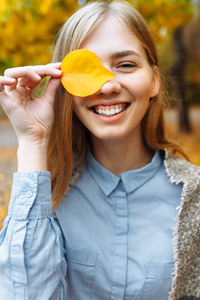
[{"x1": 0, "y1": 171, "x2": 67, "y2": 300}]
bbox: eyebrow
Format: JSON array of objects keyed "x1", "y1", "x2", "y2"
[{"x1": 110, "y1": 50, "x2": 140, "y2": 59}]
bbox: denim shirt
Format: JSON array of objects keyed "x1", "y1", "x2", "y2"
[{"x1": 0, "y1": 151, "x2": 183, "y2": 300}]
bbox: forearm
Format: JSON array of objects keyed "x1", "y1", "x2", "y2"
[{"x1": 0, "y1": 171, "x2": 67, "y2": 299}]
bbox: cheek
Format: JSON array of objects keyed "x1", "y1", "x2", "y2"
[{"x1": 132, "y1": 75, "x2": 154, "y2": 99}]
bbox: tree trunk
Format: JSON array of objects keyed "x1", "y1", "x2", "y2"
[{"x1": 171, "y1": 27, "x2": 191, "y2": 132}]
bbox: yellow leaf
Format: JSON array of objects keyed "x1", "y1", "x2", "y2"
[{"x1": 61, "y1": 49, "x2": 115, "y2": 97}]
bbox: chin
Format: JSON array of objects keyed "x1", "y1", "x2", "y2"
[{"x1": 91, "y1": 131, "x2": 128, "y2": 144}]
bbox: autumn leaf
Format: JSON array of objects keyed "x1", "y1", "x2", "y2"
[{"x1": 61, "y1": 49, "x2": 115, "y2": 97}]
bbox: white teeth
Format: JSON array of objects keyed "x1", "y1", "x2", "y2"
[
  {"x1": 111, "y1": 109, "x2": 115, "y2": 115},
  {"x1": 94, "y1": 106, "x2": 125, "y2": 117}
]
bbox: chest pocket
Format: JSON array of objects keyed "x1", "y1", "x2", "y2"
[
  {"x1": 66, "y1": 244, "x2": 97, "y2": 299},
  {"x1": 142, "y1": 262, "x2": 173, "y2": 300}
]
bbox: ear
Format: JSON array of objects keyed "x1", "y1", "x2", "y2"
[{"x1": 150, "y1": 66, "x2": 160, "y2": 98}]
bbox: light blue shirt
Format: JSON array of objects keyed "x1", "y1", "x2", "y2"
[{"x1": 0, "y1": 151, "x2": 182, "y2": 300}]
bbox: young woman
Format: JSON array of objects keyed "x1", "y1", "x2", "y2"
[{"x1": 0, "y1": 1, "x2": 200, "y2": 299}]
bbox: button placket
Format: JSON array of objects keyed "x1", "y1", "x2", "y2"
[{"x1": 111, "y1": 183, "x2": 128, "y2": 299}]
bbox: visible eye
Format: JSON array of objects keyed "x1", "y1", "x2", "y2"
[{"x1": 116, "y1": 62, "x2": 137, "y2": 72}]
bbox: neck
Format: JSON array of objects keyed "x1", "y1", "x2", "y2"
[{"x1": 91, "y1": 132, "x2": 154, "y2": 175}]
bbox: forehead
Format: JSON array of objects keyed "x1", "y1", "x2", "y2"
[{"x1": 80, "y1": 16, "x2": 147, "y2": 60}]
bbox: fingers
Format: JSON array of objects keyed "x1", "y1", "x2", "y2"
[
  {"x1": 3, "y1": 63, "x2": 62, "y2": 92},
  {"x1": 0, "y1": 76, "x2": 17, "y2": 91},
  {"x1": 0, "y1": 77, "x2": 17, "y2": 104},
  {"x1": 43, "y1": 77, "x2": 61, "y2": 104},
  {"x1": 17, "y1": 70, "x2": 41, "y2": 90},
  {"x1": 4, "y1": 63, "x2": 62, "y2": 79}
]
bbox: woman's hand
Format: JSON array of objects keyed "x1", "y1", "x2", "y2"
[
  {"x1": 0, "y1": 63, "x2": 62, "y2": 144},
  {"x1": 0, "y1": 63, "x2": 62, "y2": 172}
]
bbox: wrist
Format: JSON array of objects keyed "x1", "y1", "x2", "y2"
[{"x1": 17, "y1": 141, "x2": 48, "y2": 172}]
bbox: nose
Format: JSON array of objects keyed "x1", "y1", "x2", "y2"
[{"x1": 97, "y1": 78, "x2": 121, "y2": 95}]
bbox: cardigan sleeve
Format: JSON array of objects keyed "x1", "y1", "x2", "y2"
[{"x1": 0, "y1": 171, "x2": 67, "y2": 300}]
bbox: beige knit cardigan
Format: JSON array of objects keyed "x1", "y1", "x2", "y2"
[{"x1": 164, "y1": 151, "x2": 200, "y2": 300}]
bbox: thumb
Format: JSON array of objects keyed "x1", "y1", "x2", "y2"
[{"x1": 43, "y1": 77, "x2": 61, "y2": 104}]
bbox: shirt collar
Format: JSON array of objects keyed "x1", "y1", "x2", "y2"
[
  {"x1": 87, "y1": 150, "x2": 163, "y2": 196},
  {"x1": 86, "y1": 151, "x2": 120, "y2": 196}
]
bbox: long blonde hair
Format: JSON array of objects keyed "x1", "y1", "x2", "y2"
[{"x1": 49, "y1": 0, "x2": 183, "y2": 209}]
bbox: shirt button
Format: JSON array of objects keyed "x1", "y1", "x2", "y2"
[{"x1": 26, "y1": 191, "x2": 33, "y2": 198}]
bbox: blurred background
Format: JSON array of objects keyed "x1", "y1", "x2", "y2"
[{"x1": 0, "y1": 0, "x2": 200, "y2": 226}]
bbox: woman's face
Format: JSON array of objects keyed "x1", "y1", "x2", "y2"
[{"x1": 72, "y1": 16, "x2": 159, "y2": 145}]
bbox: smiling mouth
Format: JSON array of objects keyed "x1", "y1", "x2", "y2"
[{"x1": 92, "y1": 103, "x2": 130, "y2": 117}]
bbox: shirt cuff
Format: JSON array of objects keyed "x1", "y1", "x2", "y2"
[{"x1": 8, "y1": 171, "x2": 52, "y2": 219}]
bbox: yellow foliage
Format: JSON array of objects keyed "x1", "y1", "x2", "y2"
[
  {"x1": 39, "y1": 0, "x2": 57, "y2": 15},
  {"x1": 0, "y1": 0, "x2": 194, "y2": 74},
  {"x1": 134, "y1": 0, "x2": 193, "y2": 39},
  {"x1": 61, "y1": 49, "x2": 115, "y2": 97},
  {"x1": 0, "y1": 0, "x2": 78, "y2": 73}
]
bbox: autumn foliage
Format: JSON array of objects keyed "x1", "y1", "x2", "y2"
[
  {"x1": 0, "y1": 0, "x2": 194, "y2": 74},
  {"x1": 0, "y1": 0, "x2": 78, "y2": 73}
]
